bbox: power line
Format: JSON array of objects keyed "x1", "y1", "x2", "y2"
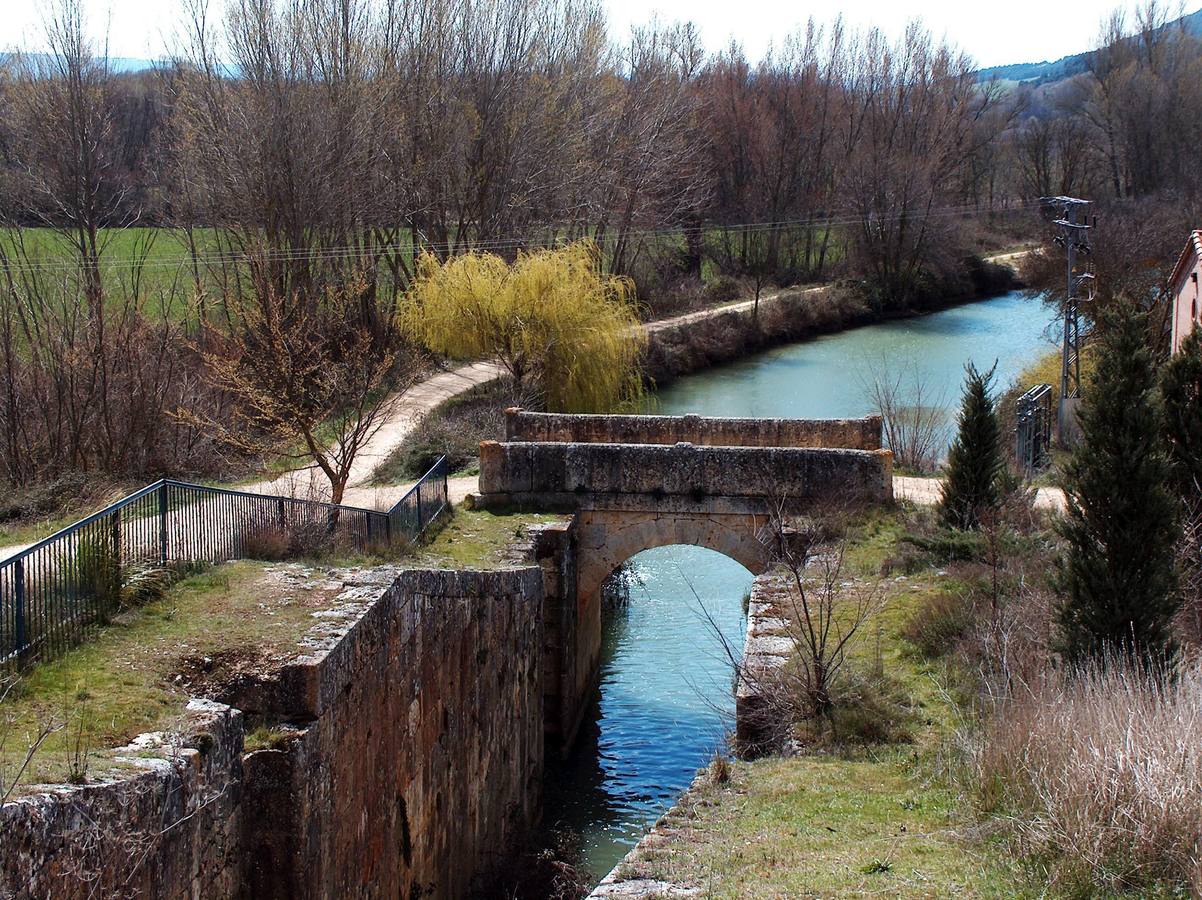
[
  {"x1": 1040, "y1": 194, "x2": 1093, "y2": 446},
  {"x1": 0, "y1": 200, "x2": 1040, "y2": 276}
]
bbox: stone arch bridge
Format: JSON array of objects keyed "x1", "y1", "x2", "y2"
[{"x1": 474, "y1": 408, "x2": 893, "y2": 749}]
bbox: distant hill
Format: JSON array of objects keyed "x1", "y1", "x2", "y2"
[
  {"x1": 0, "y1": 53, "x2": 160, "y2": 74},
  {"x1": 976, "y1": 7, "x2": 1202, "y2": 86}
]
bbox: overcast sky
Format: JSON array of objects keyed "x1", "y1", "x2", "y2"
[{"x1": 0, "y1": 0, "x2": 1185, "y2": 69}]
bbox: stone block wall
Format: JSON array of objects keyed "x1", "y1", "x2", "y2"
[
  {"x1": 242, "y1": 567, "x2": 544, "y2": 899},
  {"x1": 504, "y1": 409, "x2": 882, "y2": 451},
  {"x1": 0, "y1": 699, "x2": 245, "y2": 900},
  {"x1": 1, "y1": 566, "x2": 546, "y2": 900},
  {"x1": 478, "y1": 440, "x2": 894, "y2": 509}
]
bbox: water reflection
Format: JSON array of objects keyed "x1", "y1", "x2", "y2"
[{"x1": 540, "y1": 546, "x2": 752, "y2": 880}]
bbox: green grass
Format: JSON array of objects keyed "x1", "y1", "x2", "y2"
[
  {"x1": 625, "y1": 754, "x2": 1026, "y2": 898},
  {"x1": 410, "y1": 508, "x2": 567, "y2": 570},
  {"x1": 0, "y1": 227, "x2": 225, "y2": 323},
  {"x1": 0, "y1": 560, "x2": 347, "y2": 790},
  {"x1": 0, "y1": 513, "x2": 86, "y2": 550}
]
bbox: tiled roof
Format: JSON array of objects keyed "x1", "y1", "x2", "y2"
[{"x1": 1170, "y1": 230, "x2": 1202, "y2": 293}]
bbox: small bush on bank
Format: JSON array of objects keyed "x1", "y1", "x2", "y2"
[
  {"x1": 974, "y1": 662, "x2": 1202, "y2": 894},
  {"x1": 901, "y1": 530, "x2": 985, "y2": 564},
  {"x1": 239, "y1": 521, "x2": 358, "y2": 562},
  {"x1": 902, "y1": 591, "x2": 974, "y2": 658},
  {"x1": 825, "y1": 670, "x2": 917, "y2": 746}
]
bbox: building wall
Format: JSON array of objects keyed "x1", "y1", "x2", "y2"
[{"x1": 1172, "y1": 248, "x2": 1201, "y2": 354}]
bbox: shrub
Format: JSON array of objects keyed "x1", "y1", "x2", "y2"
[
  {"x1": 974, "y1": 662, "x2": 1202, "y2": 894},
  {"x1": 76, "y1": 533, "x2": 121, "y2": 622},
  {"x1": 902, "y1": 591, "x2": 974, "y2": 658},
  {"x1": 239, "y1": 520, "x2": 346, "y2": 561},
  {"x1": 703, "y1": 274, "x2": 743, "y2": 304},
  {"x1": 825, "y1": 670, "x2": 916, "y2": 746},
  {"x1": 901, "y1": 530, "x2": 984, "y2": 564},
  {"x1": 240, "y1": 524, "x2": 292, "y2": 561}
]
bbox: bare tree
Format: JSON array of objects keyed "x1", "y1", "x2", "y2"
[
  {"x1": 861, "y1": 358, "x2": 948, "y2": 473},
  {"x1": 196, "y1": 273, "x2": 415, "y2": 504},
  {"x1": 754, "y1": 504, "x2": 886, "y2": 730}
]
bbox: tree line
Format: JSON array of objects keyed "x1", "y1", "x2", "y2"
[{"x1": 0, "y1": 0, "x2": 1198, "y2": 489}]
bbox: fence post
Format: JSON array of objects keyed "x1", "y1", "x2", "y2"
[
  {"x1": 110, "y1": 509, "x2": 122, "y2": 570},
  {"x1": 159, "y1": 482, "x2": 169, "y2": 567},
  {"x1": 14, "y1": 558, "x2": 25, "y2": 658},
  {"x1": 415, "y1": 484, "x2": 423, "y2": 533}
]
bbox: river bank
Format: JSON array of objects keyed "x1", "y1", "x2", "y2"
[{"x1": 642, "y1": 255, "x2": 1024, "y2": 388}]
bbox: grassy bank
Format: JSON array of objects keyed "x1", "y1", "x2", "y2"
[
  {"x1": 601, "y1": 504, "x2": 1048, "y2": 897},
  {"x1": 0, "y1": 505, "x2": 556, "y2": 794}
]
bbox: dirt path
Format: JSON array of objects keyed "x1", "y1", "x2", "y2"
[
  {"x1": 240, "y1": 360, "x2": 504, "y2": 509},
  {"x1": 893, "y1": 474, "x2": 1066, "y2": 512}
]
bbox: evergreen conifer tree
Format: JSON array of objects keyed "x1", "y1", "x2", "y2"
[
  {"x1": 1056, "y1": 301, "x2": 1180, "y2": 665},
  {"x1": 939, "y1": 362, "x2": 1003, "y2": 530},
  {"x1": 1160, "y1": 327, "x2": 1202, "y2": 500}
]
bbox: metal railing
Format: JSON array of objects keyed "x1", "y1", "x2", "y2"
[
  {"x1": 1016, "y1": 383, "x2": 1053, "y2": 475},
  {"x1": 0, "y1": 457, "x2": 449, "y2": 666}
]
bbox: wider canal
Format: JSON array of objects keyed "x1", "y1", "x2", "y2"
[{"x1": 542, "y1": 289, "x2": 1057, "y2": 883}]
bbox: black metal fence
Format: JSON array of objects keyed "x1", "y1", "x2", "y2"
[{"x1": 0, "y1": 457, "x2": 448, "y2": 666}]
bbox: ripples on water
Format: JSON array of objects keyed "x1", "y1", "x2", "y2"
[
  {"x1": 539, "y1": 291, "x2": 1056, "y2": 885},
  {"x1": 541, "y1": 546, "x2": 752, "y2": 879}
]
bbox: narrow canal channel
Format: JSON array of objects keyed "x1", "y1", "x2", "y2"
[{"x1": 541, "y1": 289, "x2": 1057, "y2": 885}]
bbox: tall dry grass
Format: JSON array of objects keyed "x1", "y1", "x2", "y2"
[{"x1": 974, "y1": 661, "x2": 1202, "y2": 893}]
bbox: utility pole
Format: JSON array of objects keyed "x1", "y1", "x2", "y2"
[{"x1": 1041, "y1": 196, "x2": 1093, "y2": 445}]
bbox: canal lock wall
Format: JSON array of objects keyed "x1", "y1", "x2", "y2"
[
  {"x1": 2, "y1": 412, "x2": 891, "y2": 899},
  {"x1": 0, "y1": 567, "x2": 545, "y2": 900}
]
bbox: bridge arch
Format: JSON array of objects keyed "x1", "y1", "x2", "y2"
[{"x1": 575, "y1": 509, "x2": 770, "y2": 617}]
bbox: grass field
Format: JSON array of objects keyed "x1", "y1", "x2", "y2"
[{"x1": 0, "y1": 224, "x2": 849, "y2": 325}]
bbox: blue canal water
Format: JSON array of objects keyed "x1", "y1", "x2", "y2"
[{"x1": 542, "y1": 290, "x2": 1056, "y2": 882}]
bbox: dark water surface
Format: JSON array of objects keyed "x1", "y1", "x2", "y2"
[{"x1": 542, "y1": 291, "x2": 1055, "y2": 883}]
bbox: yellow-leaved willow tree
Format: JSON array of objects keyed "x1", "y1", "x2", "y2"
[{"x1": 404, "y1": 241, "x2": 646, "y2": 412}]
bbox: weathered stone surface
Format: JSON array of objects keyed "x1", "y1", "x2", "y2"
[
  {"x1": 244, "y1": 567, "x2": 545, "y2": 900},
  {"x1": 505, "y1": 409, "x2": 882, "y2": 450},
  {"x1": 478, "y1": 440, "x2": 894, "y2": 508},
  {"x1": 0, "y1": 566, "x2": 547, "y2": 900},
  {"x1": 0, "y1": 700, "x2": 244, "y2": 900},
  {"x1": 736, "y1": 570, "x2": 798, "y2": 756}
]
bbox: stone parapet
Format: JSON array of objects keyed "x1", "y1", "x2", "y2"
[
  {"x1": 478, "y1": 440, "x2": 894, "y2": 509},
  {"x1": 504, "y1": 409, "x2": 882, "y2": 450}
]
